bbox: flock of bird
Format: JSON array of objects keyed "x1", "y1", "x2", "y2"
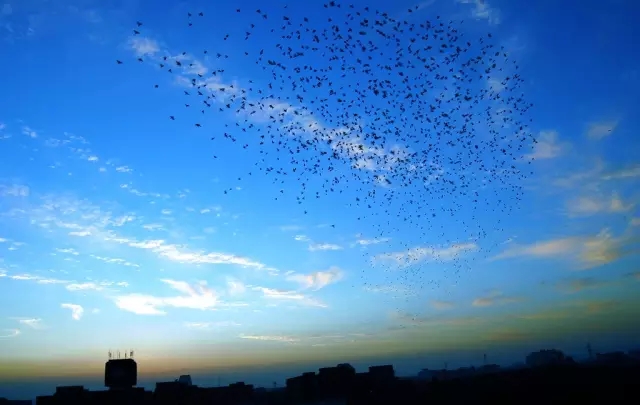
[{"x1": 115, "y1": 2, "x2": 536, "y2": 295}]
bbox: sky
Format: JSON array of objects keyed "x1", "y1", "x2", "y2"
[{"x1": 1, "y1": 0, "x2": 640, "y2": 398}]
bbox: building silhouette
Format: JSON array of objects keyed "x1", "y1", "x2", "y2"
[
  {"x1": 525, "y1": 349, "x2": 566, "y2": 367},
  {"x1": 14, "y1": 347, "x2": 640, "y2": 404}
]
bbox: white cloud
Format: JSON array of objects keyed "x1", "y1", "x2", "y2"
[
  {"x1": 586, "y1": 120, "x2": 618, "y2": 140},
  {"x1": 69, "y1": 230, "x2": 92, "y2": 237},
  {"x1": 294, "y1": 234, "x2": 309, "y2": 242},
  {"x1": 87, "y1": 156, "x2": 99, "y2": 162},
  {"x1": 114, "y1": 279, "x2": 219, "y2": 315},
  {"x1": 112, "y1": 215, "x2": 135, "y2": 227},
  {"x1": 66, "y1": 282, "x2": 110, "y2": 292},
  {"x1": 308, "y1": 243, "x2": 343, "y2": 252},
  {"x1": 90, "y1": 255, "x2": 139, "y2": 268},
  {"x1": 160, "y1": 209, "x2": 172, "y2": 215},
  {"x1": 61, "y1": 303, "x2": 84, "y2": 320},
  {"x1": 129, "y1": 36, "x2": 159, "y2": 56},
  {"x1": 227, "y1": 279, "x2": 246, "y2": 296},
  {"x1": 252, "y1": 286, "x2": 327, "y2": 307},
  {"x1": 109, "y1": 235, "x2": 272, "y2": 271},
  {"x1": 287, "y1": 267, "x2": 343, "y2": 290},
  {"x1": 457, "y1": 0, "x2": 501, "y2": 25},
  {"x1": 2, "y1": 271, "x2": 69, "y2": 285},
  {"x1": 115, "y1": 166, "x2": 132, "y2": 173},
  {"x1": 374, "y1": 243, "x2": 478, "y2": 267}
]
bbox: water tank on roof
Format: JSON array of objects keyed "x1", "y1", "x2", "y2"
[
  {"x1": 105, "y1": 358, "x2": 137, "y2": 389},
  {"x1": 177, "y1": 375, "x2": 193, "y2": 386}
]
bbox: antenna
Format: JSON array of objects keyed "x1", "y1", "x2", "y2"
[
  {"x1": 483, "y1": 353, "x2": 487, "y2": 365},
  {"x1": 444, "y1": 362, "x2": 448, "y2": 370},
  {"x1": 117, "y1": 350, "x2": 120, "y2": 359},
  {"x1": 587, "y1": 342, "x2": 593, "y2": 359},
  {"x1": 130, "y1": 349, "x2": 134, "y2": 359},
  {"x1": 108, "y1": 350, "x2": 112, "y2": 360}
]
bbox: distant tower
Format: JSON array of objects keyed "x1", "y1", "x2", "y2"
[
  {"x1": 105, "y1": 349, "x2": 137, "y2": 390},
  {"x1": 587, "y1": 342, "x2": 593, "y2": 359},
  {"x1": 444, "y1": 362, "x2": 448, "y2": 370},
  {"x1": 483, "y1": 353, "x2": 487, "y2": 365}
]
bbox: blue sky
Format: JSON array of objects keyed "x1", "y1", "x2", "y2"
[{"x1": 1, "y1": 0, "x2": 640, "y2": 393}]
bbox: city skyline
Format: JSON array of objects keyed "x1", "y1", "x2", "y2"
[{"x1": 1, "y1": 0, "x2": 639, "y2": 391}]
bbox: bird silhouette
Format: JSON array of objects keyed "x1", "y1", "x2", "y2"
[{"x1": 116, "y1": 1, "x2": 537, "y2": 299}]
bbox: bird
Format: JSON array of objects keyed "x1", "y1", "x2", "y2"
[{"x1": 118, "y1": 1, "x2": 537, "y2": 298}]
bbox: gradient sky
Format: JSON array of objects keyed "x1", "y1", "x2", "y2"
[{"x1": 1, "y1": 0, "x2": 640, "y2": 395}]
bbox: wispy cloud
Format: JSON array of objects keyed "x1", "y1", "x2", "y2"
[
  {"x1": 374, "y1": 243, "x2": 477, "y2": 268},
  {"x1": 0, "y1": 184, "x2": 29, "y2": 197},
  {"x1": 586, "y1": 120, "x2": 618, "y2": 140},
  {"x1": 11, "y1": 318, "x2": 44, "y2": 329},
  {"x1": 472, "y1": 290, "x2": 524, "y2": 307},
  {"x1": 115, "y1": 165, "x2": 132, "y2": 173},
  {"x1": 280, "y1": 225, "x2": 303, "y2": 232},
  {"x1": 21, "y1": 126, "x2": 38, "y2": 138},
  {"x1": 226, "y1": 279, "x2": 246, "y2": 296},
  {"x1": 251, "y1": 286, "x2": 326, "y2": 308},
  {"x1": 492, "y1": 228, "x2": 639, "y2": 270},
  {"x1": 286, "y1": 267, "x2": 343, "y2": 290},
  {"x1": 566, "y1": 192, "x2": 634, "y2": 217},
  {"x1": 554, "y1": 277, "x2": 615, "y2": 294},
  {"x1": 431, "y1": 300, "x2": 455, "y2": 310},
  {"x1": 0, "y1": 329, "x2": 20, "y2": 338},
  {"x1": 185, "y1": 321, "x2": 241, "y2": 330},
  {"x1": 526, "y1": 130, "x2": 564, "y2": 160},
  {"x1": 129, "y1": 36, "x2": 160, "y2": 56},
  {"x1": 308, "y1": 242, "x2": 343, "y2": 252},
  {"x1": 456, "y1": 0, "x2": 501, "y2": 25},
  {"x1": 355, "y1": 237, "x2": 391, "y2": 246},
  {"x1": 239, "y1": 334, "x2": 300, "y2": 343}
]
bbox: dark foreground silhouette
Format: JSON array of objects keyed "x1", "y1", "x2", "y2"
[{"x1": 2, "y1": 350, "x2": 639, "y2": 404}]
